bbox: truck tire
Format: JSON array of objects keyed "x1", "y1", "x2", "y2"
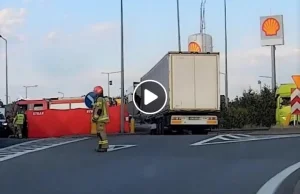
[
  {"x1": 155, "y1": 120, "x2": 160, "y2": 135},
  {"x1": 155, "y1": 118, "x2": 164, "y2": 135},
  {"x1": 160, "y1": 119, "x2": 165, "y2": 135}
]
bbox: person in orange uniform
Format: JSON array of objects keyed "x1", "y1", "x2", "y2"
[{"x1": 92, "y1": 86, "x2": 110, "y2": 152}]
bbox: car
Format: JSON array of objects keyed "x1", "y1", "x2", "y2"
[{"x1": 0, "y1": 113, "x2": 10, "y2": 137}]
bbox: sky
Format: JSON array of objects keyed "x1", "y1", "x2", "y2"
[{"x1": 0, "y1": 0, "x2": 299, "y2": 102}]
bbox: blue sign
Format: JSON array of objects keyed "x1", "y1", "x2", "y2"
[{"x1": 85, "y1": 92, "x2": 96, "y2": 109}]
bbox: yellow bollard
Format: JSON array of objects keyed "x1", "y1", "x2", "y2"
[{"x1": 130, "y1": 117, "x2": 135, "y2": 133}]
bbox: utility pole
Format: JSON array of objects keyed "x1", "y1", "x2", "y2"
[
  {"x1": 176, "y1": 0, "x2": 182, "y2": 52},
  {"x1": 23, "y1": 85, "x2": 38, "y2": 98},
  {"x1": 224, "y1": 0, "x2": 229, "y2": 107},
  {"x1": 271, "y1": 45, "x2": 277, "y2": 91},
  {"x1": 0, "y1": 35, "x2": 8, "y2": 105},
  {"x1": 120, "y1": 0, "x2": 125, "y2": 133},
  {"x1": 102, "y1": 71, "x2": 121, "y2": 97}
]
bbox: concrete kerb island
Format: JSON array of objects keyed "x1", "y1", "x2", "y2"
[
  {"x1": 257, "y1": 158, "x2": 300, "y2": 194},
  {"x1": 250, "y1": 127, "x2": 300, "y2": 135},
  {"x1": 273, "y1": 167, "x2": 300, "y2": 194}
]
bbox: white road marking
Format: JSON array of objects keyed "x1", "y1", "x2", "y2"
[
  {"x1": 191, "y1": 135, "x2": 221, "y2": 145},
  {"x1": 225, "y1": 134, "x2": 244, "y2": 139},
  {"x1": 234, "y1": 134, "x2": 252, "y2": 137},
  {"x1": 191, "y1": 134, "x2": 300, "y2": 146},
  {"x1": 218, "y1": 136, "x2": 231, "y2": 140},
  {"x1": 257, "y1": 161, "x2": 300, "y2": 194},
  {"x1": 0, "y1": 137, "x2": 90, "y2": 162},
  {"x1": 108, "y1": 145, "x2": 136, "y2": 152},
  {"x1": 0, "y1": 139, "x2": 47, "y2": 151},
  {"x1": 191, "y1": 134, "x2": 254, "y2": 146}
]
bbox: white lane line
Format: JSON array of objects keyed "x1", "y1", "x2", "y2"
[
  {"x1": 0, "y1": 137, "x2": 90, "y2": 162},
  {"x1": 191, "y1": 134, "x2": 300, "y2": 146},
  {"x1": 257, "y1": 161, "x2": 300, "y2": 194},
  {"x1": 224, "y1": 134, "x2": 243, "y2": 139}
]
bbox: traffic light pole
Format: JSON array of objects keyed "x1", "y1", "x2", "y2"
[{"x1": 101, "y1": 71, "x2": 121, "y2": 97}]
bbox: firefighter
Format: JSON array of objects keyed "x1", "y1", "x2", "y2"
[
  {"x1": 92, "y1": 86, "x2": 110, "y2": 152},
  {"x1": 13, "y1": 108, "x2": 25, "y2": 138}
]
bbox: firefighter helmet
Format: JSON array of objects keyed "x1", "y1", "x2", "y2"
[{"x1": 93, "y1": 86, "x2": 103, "y2": 95}]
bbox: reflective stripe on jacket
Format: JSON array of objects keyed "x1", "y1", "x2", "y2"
[{"x1": 14, "y1": 113, "x2": 25, "y2": 125}]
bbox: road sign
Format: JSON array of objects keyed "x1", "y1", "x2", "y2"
[
  {"x1": 84, "y1": 92, "x2": 96, "y2": 109},
  {"x1": 291, "y1": 75, "x2": 300, "y2": 115},
  {"x1": 291, "y1": 88, "x2": 300, "y2": 115},
  {"x1": 292, "y1": 75, "x2": 300, "y2": 88},
  {"x1": 260, "y1": 15, "x2": 284, "y2": 46},
  {"x1": 188, "y1": 42, "x2": 201, "y2": 52}
]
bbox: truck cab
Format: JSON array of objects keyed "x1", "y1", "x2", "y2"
[{"x1": 276, "y1": 83, "x2": 300, "y2": 125}]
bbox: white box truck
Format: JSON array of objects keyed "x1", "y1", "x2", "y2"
[{"x1": 136, "y1": 52, "x2": 221, "y2": 134}]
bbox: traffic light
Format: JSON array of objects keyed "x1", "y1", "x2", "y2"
[{"x1": 109, "y1": 81, "x2": 112, "y2": 85}]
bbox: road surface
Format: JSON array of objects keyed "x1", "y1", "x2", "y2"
[{"x1": 0, "y1": 134, "x2": 300, "y2": 194}]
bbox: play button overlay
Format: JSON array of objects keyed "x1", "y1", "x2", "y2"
[
  {"x1": 133, "y1": 80, "x2": 167, "y2": 115},
  {"x1": 144, "y1": 89, "x2": 158, "y2": 105}
]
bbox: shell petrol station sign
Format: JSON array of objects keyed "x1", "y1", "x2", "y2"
[
  {"x1": 291, "y1": 75, "x2": 300, "y2": 115},
  {"x1": 260, "y1": 15, "x2": 284, "y2": 46},
  {"x1": 188, "y1": 42, "x2": 201, "y2": 52}
]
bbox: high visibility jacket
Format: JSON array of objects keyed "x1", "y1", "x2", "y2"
[
  {"x1": 13, "y1": 113, "x2": 25, "y2": 125},
  {"x1": 92, "y1": 97, "x2": 109, "y2": 123}
]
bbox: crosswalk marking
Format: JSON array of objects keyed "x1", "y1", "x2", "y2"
[{"x1": 0, "y1": 137, "x2": 90, "y2": 162}]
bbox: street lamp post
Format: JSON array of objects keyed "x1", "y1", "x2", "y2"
[
  {"x1": 0, "y1": 35, "x2": 8, "y2": 105},
  {"x1": 259, "y1": 76, "x2": 272, "y2": 90},
  {"x1": 23, "y1": 85, "x2": 38, "y2": 98},
  {"x1": 258, "y1": 80, "x2": 262, "y2": 91},
  {"x1": 102, "y1": 71, "x2": 121, "y2": 97},
  {"x1": 224, "y1": 0, "x2": 229, "y2": 107},
  {"x1": 259, "y1": 76, "x2": 272, "y2": 79},
  {"x1": 4, "y1": 95, "x2": 10, "y2": 103},
  {"x1": 58, "y1": 91, "x2": 64, "y2": 98},
  {"x1": 176, "y1": 0, "x2": 182, "y2": 52},
  {"x1": 120, "y1": 0, "x2": 125, "y2": 133}
]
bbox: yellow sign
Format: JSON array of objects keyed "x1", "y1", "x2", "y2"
[
  {"x1": 292, "y1": 75, "x2": 300, "y2": 88},
  {"x1": 262, "y1": 18, "x2": 280, "y2": 36},
  {"x1": 188, "y1": 42, "x2": 201, "y2": 52}
]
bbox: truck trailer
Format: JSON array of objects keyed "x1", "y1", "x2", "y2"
[{"x1": 136, "y1": 52, "x2": 221, "y2": 134}]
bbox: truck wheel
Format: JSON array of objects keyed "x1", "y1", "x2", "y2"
[
  {"x1": 155, "y1": 121, "x2": 160, "y2": 135},
  {"x1": 160, "y1": 119, "x2": 165, "y2": 135},
  {"x1": 156, "y1": 118, "x2": 164, "y2": 135}
]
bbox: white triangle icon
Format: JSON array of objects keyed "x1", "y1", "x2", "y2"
[{"x1": 144, "y1": 89, "x2": 158, "y2": 105}]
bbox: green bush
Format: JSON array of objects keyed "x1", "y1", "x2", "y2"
[{"x1": 221, "y1": 85, "x2": 276, "y2": 129}]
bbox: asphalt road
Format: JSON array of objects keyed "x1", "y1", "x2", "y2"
[
  {"x1": 0, "y1": 135, "x2": 300, "y2": 194},
  {"x1": 0, "y1": 138, "x2": 34, "y2": 148}
]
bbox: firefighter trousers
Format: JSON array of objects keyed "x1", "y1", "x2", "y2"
[
  {"x1": 16, "y1": 124, "x2": 23, "y2": 138},
  {"x1": 96, "y1": 122, "x2": 108, "y2": 149}
]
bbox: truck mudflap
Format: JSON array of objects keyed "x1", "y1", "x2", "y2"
[{"x1": 170, "y1": 115, "x2": 218, "y2": 125}]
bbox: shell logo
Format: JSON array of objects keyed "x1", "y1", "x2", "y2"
[
  {"x1": 262, "y1": 18, "x2": 280, "y2": 36},
  {"x1": 188, "y1": 42, "x2": 201, "y2": 52}
]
